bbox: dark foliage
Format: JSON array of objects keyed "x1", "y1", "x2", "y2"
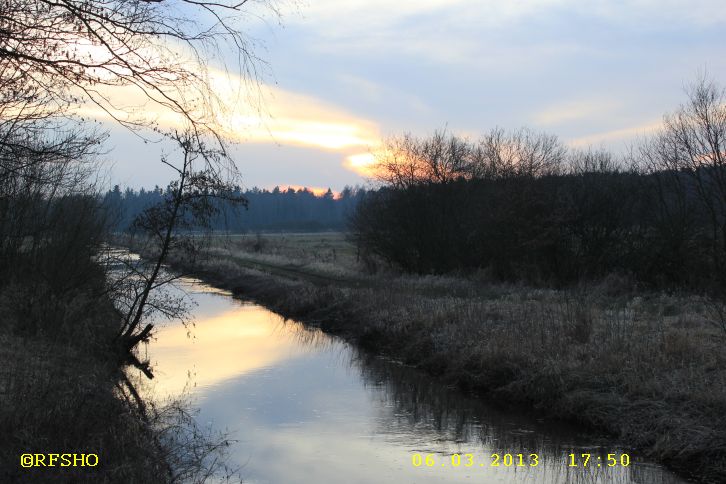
[
  {"x1": 351, "y1": 168, "x2": 726, "y2": 290},
  {"x1": 105, "y1": 184, "x2": 368, "y2": 233},
  {"x1": 352, "y1": 113, "x2": 726, "y2": 294}
]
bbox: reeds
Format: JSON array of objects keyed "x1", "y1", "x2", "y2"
[{"x1": 160, "y1": 237, "x2": 726, "y2": 482}]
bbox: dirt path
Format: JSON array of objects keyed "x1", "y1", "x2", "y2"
[
  {"x1": 228, "y1": 255, "x2": 373, "y2": 289},
  {"x1": 224, "y1": 254, "x2": 487, "y2": 300}
]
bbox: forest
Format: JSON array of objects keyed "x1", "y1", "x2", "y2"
[
  {"x1": 104, "y1": 185, "x2": 367, "y2": 233},
  {"x1": 351, "y1": 79, "x2": 726, "y2": 296}
]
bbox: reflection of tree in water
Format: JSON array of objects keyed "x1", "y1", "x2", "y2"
[
  {"x1": 247, "y1": 307, "x2": 684, "y2": 483},
  {"x1": 121, "y1": 369, "x2": 242, "y2": 482},
  {"x1": 272, "y1": 316, "x2": 339, "y2": 353},
  {"x1": 350, "y1": 348, "x2": 563, "y2": 451},
  {"x1": 347, "y1": 348, "x2": 685, "y2": 484}
]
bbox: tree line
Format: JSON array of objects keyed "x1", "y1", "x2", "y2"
[
  {"x1": 350, "y1": 78, "x2": 726, "y2": 293},
  {"x1": 104, "y1": 184, "x2": 368, "y2": 233}
]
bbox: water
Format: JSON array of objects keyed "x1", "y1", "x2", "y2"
[{"x1": 140, "y1": 278, "x2": 688, "y2": 484}]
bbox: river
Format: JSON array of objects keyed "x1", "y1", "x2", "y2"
[{"x1": 138, "y1": 277, "x2": 689, "y2": 483}]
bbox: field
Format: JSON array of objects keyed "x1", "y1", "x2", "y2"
[
  {"x1": 151, "y1": 231, "x2": 726, "y2": 483},
  {"x1": 207, "y1": 232, "x2": 360, "y2": 273}
]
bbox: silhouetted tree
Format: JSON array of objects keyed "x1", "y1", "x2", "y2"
[
  {"x1": 642, "y1": 76, "x2": 726, "y2": 282},
  {"x1": 0, "y1": 0, "x2": 273, "y2": 137},
  {"x1": 1, "y1": 0, "x2": 280, "y2": 366},
  {"x1": 110, "y1": 131, "x2": 246, "y2": 356},
  {"x1": 351, "y1": 84, "x2": 726, "y2": 290}
]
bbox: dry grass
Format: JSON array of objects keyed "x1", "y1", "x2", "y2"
[
  {"x1": 207, "y1": 232, "x2": 361, "y2": 277},
  {"x1": 143, "y1": 233, "x2": 726, "y2": 483}
]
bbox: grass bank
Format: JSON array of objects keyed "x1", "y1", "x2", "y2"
[
  {"x1": 0, "y1": 256, "x2": 229, "y2": 483},
  {"x1": 142, "y1": 232, "x2": 725, "y2": 483}
]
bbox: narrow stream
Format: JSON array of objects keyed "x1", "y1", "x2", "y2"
[{"x1": 140, "y1": 277, "x2": 689, "y2": 483}]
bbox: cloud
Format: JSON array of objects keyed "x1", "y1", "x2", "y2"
[
  {"x1": 294, "y1": 0, "x2": 565, "y2": 38},
  {"x1": 294, "y1": 0, "x2": 726, "y2": 37},
  {"x1": 74, "y1": 66, "x2": 383, "y2": 181},
  {"x1": 77, "y1": 68, "x2": 380, "y2": 151},
  {"x1": 343, "y1": 152, "x2": 377, "y2": 177},
  {"x1": 283, "y1": 0, "x2": 726, "y2": 69},
  {"x1": 577, "y1": 0, "x2": 726, "y2": 27},
  {"x1": 215, "y1": 74, "x2": 381, "y2": 151},
  {"x1": 75, "y1": 0, "x2": 726, "y2": 189},
  {"x1": 337, "y1": 74, "x2": 433, "y2": 115},
  {"x1": 279, "y1": 0, "x2": 581, "y2": 70},
  {"x1": 565, "y1": 119, "x2": 662, "y2": 148},
  {"x1": 532, "y1": 99, "x2": 621, "y2": 126}
]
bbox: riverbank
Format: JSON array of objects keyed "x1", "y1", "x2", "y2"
[
  {"x1": 0, "y1": 256, "x2": 228, "y2": 482},
  {"x1": 0, "y1": 262, "x2": 158, "y2": 481},
  {"x1": 144, "y1": 233, "x2": 725, "y2": 483}
]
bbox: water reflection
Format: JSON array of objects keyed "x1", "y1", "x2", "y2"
[
  {"x1": 144, "y1": 281, "x2": 688, "y2": 484},
  {"x1": 149, "y1": 304, "x2": 310, "y2": 397}
]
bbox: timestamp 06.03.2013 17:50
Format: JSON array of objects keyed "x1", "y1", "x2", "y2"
[{"x1": 411, "y1": 452, "x2": 631, "y2": 469}]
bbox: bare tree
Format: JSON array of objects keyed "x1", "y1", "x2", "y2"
[
  {"x1": 0, "y1": 121, "x2": 106, "y2": 276},
  {"x1": 108, "y1": 130, "x2": 247, "y2": 360},
  {"x1": 643, "y1": 76, "x2": 726, "y2": 273},
  {"x1": 568, "y1": 147, "x2": 620, "y2": 174},
  {"x1": 0, "y1": 0, "x2": 277, "y2": 364},
  {"x1": 373, "y1": 130, "x2": 472, "y2": 188},
  {"x1": 0, "y1": 0, "x2": 278, "y2": 207},
  {"x1": 372, "y1": 127, "x2": 566, "y2": 188},
  {"x1": 0, "y1": 0, "x2": 274, "y2": 135},
  {"x1": 475, "y1": 127, "x2": 566, "y2": 179}
]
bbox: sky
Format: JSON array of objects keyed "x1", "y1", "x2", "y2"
[{"x1": 102, "y1": 0, "x2": 726, "y2": 192}]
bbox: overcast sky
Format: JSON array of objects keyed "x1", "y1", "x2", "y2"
[{"x1": 104, "y1": 0, "x2": 726, "y2": 192}]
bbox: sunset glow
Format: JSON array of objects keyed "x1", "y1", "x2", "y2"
[
  {"x1": 343, "y1": 152, "x2": 378, "y2": 177},
  {"x1": 76, "y1": 65, "x2": 381, "y2": 180},
  {"x1": 69, "y1": 0, "x2": 726, "y2": 192},
  {"x1": 273, "y1": 185, "x2": 339, "y2": 197}
]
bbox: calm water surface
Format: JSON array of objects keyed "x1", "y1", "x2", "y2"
[{"x1": 140, "y1": 278, "x2": 688, "y2": 484}]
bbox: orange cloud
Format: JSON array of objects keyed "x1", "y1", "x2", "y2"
[
  {"x1": 74, "y1": 66, "x2": 382, "y2": 179},
  {"x1": 343, "y1": 152, "x2": 378, "y2": 177}
]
